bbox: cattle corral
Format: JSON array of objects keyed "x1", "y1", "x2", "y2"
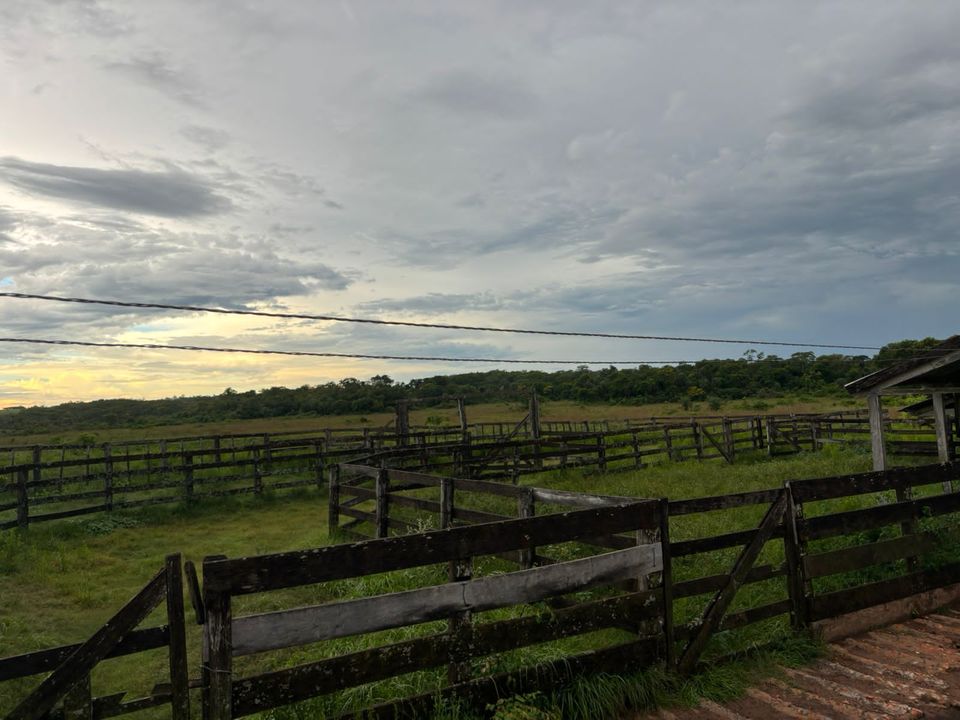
[
  {"x1": 2, "y1": 405, "x2": 955, "y2": 532},
  {"x1": 3, "y1": 405, "x2": 960, "y2": 719}
]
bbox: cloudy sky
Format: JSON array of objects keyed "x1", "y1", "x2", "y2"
[{"x1": 1, "y1": 1, "x2": 959, "y2": 407}]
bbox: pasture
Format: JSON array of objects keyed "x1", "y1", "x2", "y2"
[{"x1": 0, "y1": 395, "x2": 858, "y2": 447}]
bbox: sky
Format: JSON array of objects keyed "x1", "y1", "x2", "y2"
[{"x1": 1, "y1": 1, "x2": 959, "y2": 408}]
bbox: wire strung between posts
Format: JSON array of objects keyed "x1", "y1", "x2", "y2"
[
  {"x1": 0, "y1": 336, "x2": 696, "y2": 365},
  {"x1": 0, "y1": 292, "x2": 883, "y2": 351}
]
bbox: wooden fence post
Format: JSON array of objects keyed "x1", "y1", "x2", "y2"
[
  {"x1": 213, "y1": 436, "x2": 222, "y2": 464},
  {"x1": 31, "y1": 445, "x2": 41, "y2": 492},
  {"x1": 103, "y1": 443, "x2": 113, "y2": 512},
  {"x1": 632, "y1": 430, "x2": 643, "y2": 469},
  {"x1": 765, "y1": 417, "x2": 776, "y2": 457},
  {"x1": 658, "y1": 498, "x2": 675, "y2": 669},
  {"x1": 396, "y1": 401, "x2": 410, "y2": 447},
  {"x1": 183, "y1": 453, "x2": 194, "y2": 501},
  {"x1": 782, "y1": 483, "x2": 810, "y2": 631},
  {"x1": 16, "y1": 468, "x2": 29, "y2": 529},
  {"x1": 252, "y1": 448, "x2": 262, "y2": 495},
  {"x1": 517, "y1": 488, "x2": 535, "y2": 569},
  {"x1": 165, "y1": 554, "x2": 191, "y2": 720},
  {"x1": 262, "y1": 435, "x2": 272, "y2": 478},
  {"x1": 202, "y1": 556, "x2": 232, "y2": 720},
  {"x1": 375, "y1": 468, "x2": 390, "y2": 538},
  {"x1": 440, "y1": 477, "x2": 454, "y2": 530},
  {"x1": 160, "y1": 440, "x2": 169, "y2": 476},
  {"x1": 597, "y1": 433, "x2": 607, "y2": 471},
  {"x1": 692, "y1": 422, "x2": 703, "y2": 461},
  {"x1": 314, "y1": 441, "x2": 325, "y2": 490},
  {"x1": 447, "y1": 555, "x2": 473, "y2": 685},
  {"x1": 896, "y1": 481, "x2": 920, "y2": 572},
  {"x1": 722, "y1": 418, "x2": 735, "y2": 462},
  {"x1": 457, "y1": 398, "x2": 468, "y2": 443},
  {"x1": 328, "y1": 465, "x2": 340, "y2": 538},
  {"x1": 662, "y1": 427, "x2": 674, "y2": 462}
]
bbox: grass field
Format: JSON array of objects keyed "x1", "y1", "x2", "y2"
[
  {"x1": 0, "y1": 395, "x2": 864, "y2": 447},
  {"x1": 1, "y1": 442, "x2": 900, "y2": 718}
]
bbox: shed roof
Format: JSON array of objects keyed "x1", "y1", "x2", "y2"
[
  {"x1": 845, "y1": 335, "x2": 960, "y2": 395},
  {"x1": 901, "y1": 396, "x2": 957, "y2": 417}
]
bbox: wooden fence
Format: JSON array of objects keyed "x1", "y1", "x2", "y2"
[
  {"x1": 1, "y1": 412, "x2": 951, "y2": 531},
  {"x1": 4, "y1": 462, "x2": 960, "y2": 718},
  {"x1": 200, "y1": 501, "x2": 667, "y2": 719},
  {"x1": 329, "y1": 461, "x2": 960, "y2": 678}
]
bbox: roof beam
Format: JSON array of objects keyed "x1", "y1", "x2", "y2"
[
  {"x1": 862, "y1": 347, "x2": 960, "y2": 394},
  {"x1": 877, "y1": 385, "x2": 960, "y2": 396}
]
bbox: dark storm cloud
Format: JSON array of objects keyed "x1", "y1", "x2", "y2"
[
  {"x1": 0, "y1": 157, "x2": 232, "y2": 217},
  {"x1": 588, "y1": 19, "x2": 960, "y2": 269},
  {"x1": 413, "y1": 70, "x2": 538, "y2": 118}
]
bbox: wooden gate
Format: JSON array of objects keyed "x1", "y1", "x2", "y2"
[
  {"x1": 676, "y1": 489, "x2": 792, "y2": 674},
  {"x1": 2, "y1": 554, "x2": 190, "y2": 720}
]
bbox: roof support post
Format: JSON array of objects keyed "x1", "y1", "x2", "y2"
[
  {"x1": 868, "y1": 393, "x2": 887, "y2": 471},
  {"x1": 933, "y1": 393, "x2": 951, "y2": 470}
]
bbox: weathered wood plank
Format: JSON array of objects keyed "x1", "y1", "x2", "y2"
[
  {"x1": 0, "y1": 627, "x2": 169, "y2": 682},
  {"x1": 231, "y1": 544, "x2": 662, "y2": 656},
  {"x1": 803, "y1": 532, "x2": 939, "y2": 578},
  {"x1": 672, "y1": 525, "x2": 784, "y2": 557},
  {"x1": 202, "y1": 562, "x2": 233, "y2": 720},
  {"x1": 164, "y1": 554, "x2": 190, "y2": 720},
  {"x1": 800, "y1": 490, "x2": 960, "y2": 540},
  {"x1": 184, "y1": 560, "x2": 205, "y2": 625},
  {"x1": 531, "y1": 487, "x2": 628, "y2": 507},
  {"x1": 809, "y1": 560, "x2": 960, "y2": 620},
  {"x1": 231, "y1": 591, "x2": 659, "y2": 715},
  {"x1": 203, "y1": 501, "x2": 660, "y2": 595},
  {"x1": 669, "y1": 489, "x2": 781, "y2": 515},
  {"x1": 789, "y1": 462, "x2": 960, "y2": 502},
  {"x1": 673, "y1": 563, "x2": 786, "y2": 599},
  {"x1": 450, "y1": 507, "x2": 511, "y2": 524}
]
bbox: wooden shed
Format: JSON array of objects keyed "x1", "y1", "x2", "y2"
[{"x1": 845, "y1": 335, "x2": 960, "y2": 470}]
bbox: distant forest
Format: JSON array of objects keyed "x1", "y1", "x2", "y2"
[{"x1": 0, "y1": 339, "x2": 940, "y2": 434}]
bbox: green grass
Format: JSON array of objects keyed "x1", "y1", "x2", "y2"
[
  {"x1": 0, "y1": 395, "x2": 858, "y2": 447},
  {"x1": 3, "y1": 444, "x2": 954, "y2": 719}
]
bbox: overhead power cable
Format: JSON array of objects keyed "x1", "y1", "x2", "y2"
[
  {"x1": 5, "y1": 337, "x2": 947, "y2": 367},
  {"x1": 0, "y1": 337, "x2": 694, "y2": 364},
  {"x1": 0, "y1": 292, "x2": 882, "y2": 351}
]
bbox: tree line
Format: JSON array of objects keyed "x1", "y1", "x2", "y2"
[{"x1": 0, "y1": 338, "x2": 940, "y2": 435}]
